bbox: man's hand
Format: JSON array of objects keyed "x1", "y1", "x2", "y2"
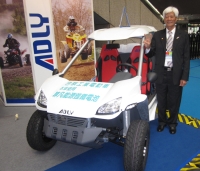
[
  {"x1": 143, "y1": 33, "x2": 152, "y2": 49},
  {"x1": 180, "y1": 80, "x2": 187, "y2": 86}
]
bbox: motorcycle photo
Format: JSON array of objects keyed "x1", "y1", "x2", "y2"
[
  {"x1": 59, "y1": 16, "x2": 92, "y2": 63},
  {"x1": 0, "y1": 47, "x2": 29, "y2": 68},
  {"x1": 59, "y1": 33, "x2": 92, "y2": 63},
  {"x1": 0, "y1": 33, "x2": 30, "y2": 69}
]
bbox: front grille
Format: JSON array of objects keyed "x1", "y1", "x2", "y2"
[
  {"x1": 52, "y1": 127, "x2": 58, "y2": 138},
  {"x1": 71, "y1": 131, "x2": 78, "y2": 142},
  {"x1": 61, "y1": 129, "x2": 67, "y2": 140},
  {"x1": 48, "y1": 114, "x2": 88, "y2": 127},
  {"x1": 62, "y1": 129, "x2": 67, "y2": 137}
]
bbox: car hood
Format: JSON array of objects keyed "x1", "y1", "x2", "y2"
[{"x1": 37, "y1": 75, "x2": 146, "y2": 119}]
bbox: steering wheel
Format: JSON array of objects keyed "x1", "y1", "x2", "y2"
[{"x1": 116, "y1": 63, "x2": 138, "y2": 75}]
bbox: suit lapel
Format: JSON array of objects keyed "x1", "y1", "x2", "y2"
[
  {"x1": 173, "y1": 30, "x2": 181, "y2": 50},
  {"x1": 160, "y1": 29, "x2": 166, "y2": 51}
]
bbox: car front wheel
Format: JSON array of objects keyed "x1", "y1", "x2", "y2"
[
  {"x1": 26, "y1": 110, "x2": 57, "y2": 151},
  {"x1": 124, "y1": 120, "x2": 150, "y2": 171}
]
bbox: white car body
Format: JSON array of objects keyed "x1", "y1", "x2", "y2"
[
  {"x1": 35, "y1": 25, "x2": 157, "y2": 121},
  {"x1": 27, "y1": 25, "x2": 158, "y2": 171},
  {"x1": 36, "y1": 76, "x2": 146, "y2": 119}
]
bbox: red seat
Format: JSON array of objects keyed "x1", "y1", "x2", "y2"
[
  {"x1": 96, "y1": 44, "x2": 120, "y2": 82},
  {"x1": 129, "y1": 46, "x2": 151, "y2": 94}
]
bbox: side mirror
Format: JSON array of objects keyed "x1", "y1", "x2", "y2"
[
  {"x1": 52, "y1": 69, "x2": 59, "y2": 75},
  {"x1": 147, "y1": 72, "x2": 157, "y2": 83}
]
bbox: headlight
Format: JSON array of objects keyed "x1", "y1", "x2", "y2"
[
  {"x1": 37, "y1": 90, "x2": 47, "y2": 108},
  {"x1": 96, "y1": 97, "x2": 122, "y2": 115}
]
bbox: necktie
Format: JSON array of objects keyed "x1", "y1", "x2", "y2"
[{"x1": 166, "y1": 31, "x2": 173, "y2": 52}]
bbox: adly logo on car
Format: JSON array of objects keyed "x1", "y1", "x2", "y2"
[{"x1": 59, "y1": 109, "x2": 74, "y2": 115}]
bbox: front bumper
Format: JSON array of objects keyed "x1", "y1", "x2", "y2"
[{"x1": 43, "y1": 113, "x2": 103, "y2": 148}]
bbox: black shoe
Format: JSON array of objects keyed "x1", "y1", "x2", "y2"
[
  {"x1": 157, "y1": 124, "x2": 166, "y2": 132},
  {"x1": 169, "y1": 126, "x2": 176, "y2": 134}
]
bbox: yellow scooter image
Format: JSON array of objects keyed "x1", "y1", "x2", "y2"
[{"x1": 59, "y1": 33, "x2": 92, "y2": 63}]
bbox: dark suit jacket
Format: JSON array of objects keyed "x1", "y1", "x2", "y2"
[{"x1": 146, "y1": 28, "x2": 190, "y2": 85}]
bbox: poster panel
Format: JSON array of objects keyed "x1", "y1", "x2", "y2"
[
  {"x1": 0, "y1": 0, "x2": 35, "y2": 106},
  {"x1": 51, "y1": 0, "x2": 95, "y2": 81},
  {"x1": 24, "y1": 0, "x2": 57, "y2": 92}
]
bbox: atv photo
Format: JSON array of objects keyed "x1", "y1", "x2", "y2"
[
  {"x1": 26, "y1": 25, "x2": 158, "y2": 171},
  {"x1": 0, "y1": 48, "x2": 23, "y2": 68},
  {"x1": 59, "y1": 33, "x2": 92, "y2": 63},
  {"x1": 0, "y1": 48, "x2": 30, "y2": 68}
]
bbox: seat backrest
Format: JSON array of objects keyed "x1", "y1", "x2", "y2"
[
  {"x1": 96, "y1": 44, "x2": 120, "y2": 82},
  {"x1": 129, "y1": 46, "x2": 151, "y2": 94}
]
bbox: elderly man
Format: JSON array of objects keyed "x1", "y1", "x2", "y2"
[{"x1": 143, "y1": 6, "x2": 190, "y2": 134}]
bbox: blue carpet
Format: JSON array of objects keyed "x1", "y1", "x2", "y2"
[
  {"x1": 46, "y1": 119, "x2": 200, "y2": 171},
  {"x1": 180, "y1": 59, "x2": 200, "y2": 119}
]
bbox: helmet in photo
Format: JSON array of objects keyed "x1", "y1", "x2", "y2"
[
  {"x1": 7, "y1": 33, "x2": 13, "y2": 39},
  {"x1": 67, "y1": 16, "x2": 77, "y2": 27},
  {"x1": 69, "y1": 16, "x2": 75, "y2": 20}
]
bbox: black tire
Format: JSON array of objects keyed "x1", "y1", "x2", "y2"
[
  {"x1": 87, "y1": 45, "x2": 92, "y2": 56},
  {"x1": 7, "y1": 56, "x2": 12, "y2": 66},
  {"x1": 81, "y1": 52, "x2": 88, "y2": 60},
  {"x1": 25, "y1": 54, "x2": 31, "y2": 65},
  {"x1": 26, "y1": 110, "x2": 57, "y2": 151},
  {"x1": 124, "y1": 120, "x2": 150, "y2": 171},
  {"x1": 65, "y1": 44, "x2": 71, "y2": 59},
  {"x1": 0, "y1": 57, "x2": 4, "y2": 68},
  {"x1": 60, "y1": 52, "x2": 67, "y2": 63},
  {"x1": 60, "y1": 44, "x2": 71, "y2": 63},
  {"x1": 17, "y1": 55, "x2": 23, "y2": 67}
]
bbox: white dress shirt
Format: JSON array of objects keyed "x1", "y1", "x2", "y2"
[{"x1": 145, "y1": 27, "x2": 176, "y2": 54}]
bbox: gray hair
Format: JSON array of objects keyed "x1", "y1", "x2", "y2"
[{"x1": 163, "y1": 6, "x2": 179, "y2": 17}]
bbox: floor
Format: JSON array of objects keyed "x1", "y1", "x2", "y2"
[{"x1": 0, "y1": 101, "x2": 90, "y2": 171}]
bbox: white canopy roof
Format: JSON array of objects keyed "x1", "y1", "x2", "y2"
[{"x1": 88, "y1": 25, "x2": 157, "y2": 41}]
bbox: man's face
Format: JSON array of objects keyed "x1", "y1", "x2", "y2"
[{"x1": 164, "y1": 12, "x2": 177, "y2": 29}]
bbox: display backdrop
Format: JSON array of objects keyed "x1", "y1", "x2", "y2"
[
  {"x1": 0, "y1": 0, "x2": 35, "y2": 106},
  {"x1": 0, "y1": 0, "x2": 95, "y2": 106}
]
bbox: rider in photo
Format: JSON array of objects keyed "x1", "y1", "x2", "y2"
[
  {"x1": 3, "y1": 33, "x2": 21, "y2": 56},
  {"x1": 2, "y1": 33, "x2": 23, "y2": 67},
  {"x1": 63, "y1": 16, "x2": 85, "y2": 36}
]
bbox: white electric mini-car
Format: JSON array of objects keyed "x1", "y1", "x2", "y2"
[{"x1": 26, "y1": 25, "x2": 158, "y2": 171}]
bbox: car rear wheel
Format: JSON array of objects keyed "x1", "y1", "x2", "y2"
[
  {"x1": 124, "y1": 120, "x2": 150, "y2": 171},
  {"x1": 26, "y1": 110, "x2": 57, "y2": 151}
]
